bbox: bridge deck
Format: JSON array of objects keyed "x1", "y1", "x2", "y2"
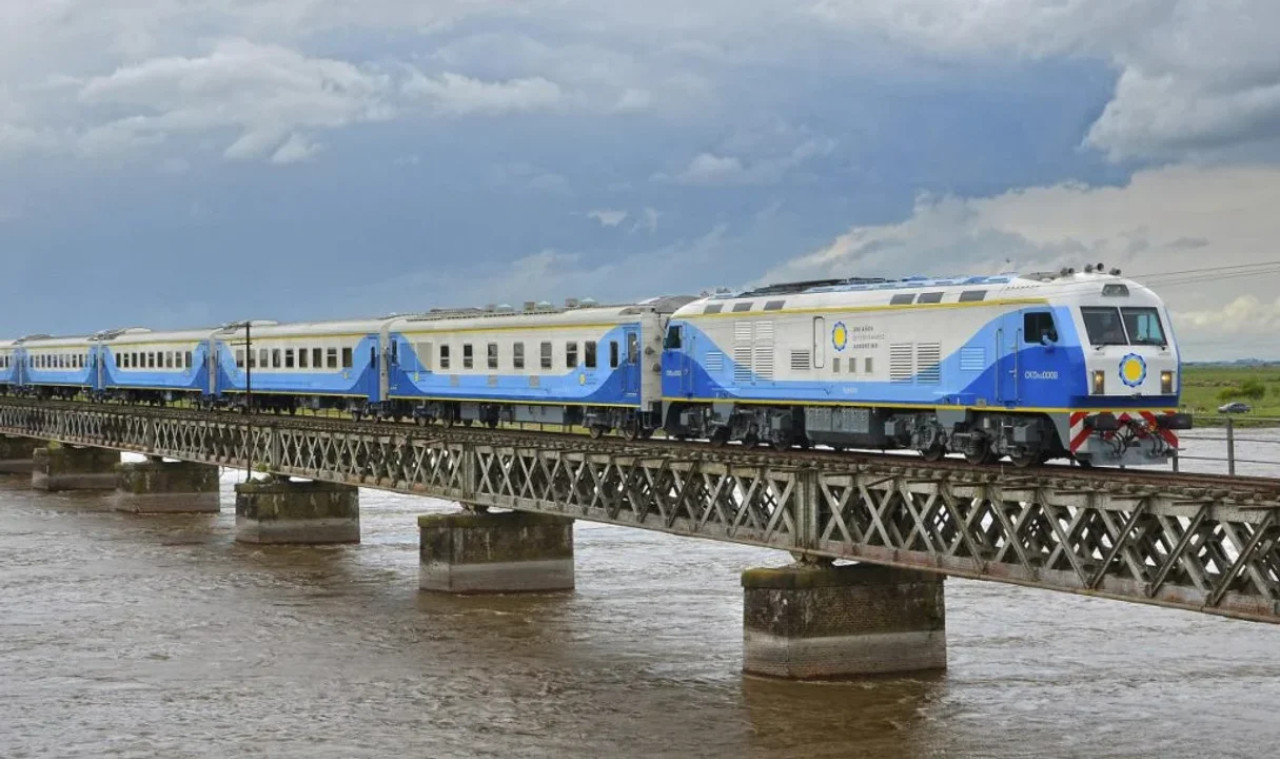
[{"x1": 2, "y1": 398, "x2": 1278, "y2": 623}]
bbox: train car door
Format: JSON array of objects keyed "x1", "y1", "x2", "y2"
[
  {"x1": 623, "y1": 328, "x2": 641, "y2": 397},
  {"x1": 996, "y1": 313, "x2": 1020, "y2": 404}
]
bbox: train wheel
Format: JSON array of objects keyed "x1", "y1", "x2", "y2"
[
  {"x1": 709, "y1": 427, "x2": 730, "y2": 447},
  {"x1": 589, "y1": 425, "x2": 605, "y2": 439},
  {"x1": 964, "y1": 446, "x2": 994, "y2": 466},
  {"x1": 921, "y1": 444, "x2": 946, "y2": 462},
  {"x1": 621, "y1": 422, "x2": 641, "y2": 441},
  {"x1": 1009, "y1": 450, "x2": 1039, "y2": 468},
  {"x1": 770, "y1": 436, "x2": 791, "y2": 452},
  {"x1": 742, "y1": 432, "x2": 759, "y2": 448}
]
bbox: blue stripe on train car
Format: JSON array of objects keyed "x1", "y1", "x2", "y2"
[
  {"x1": 102, "y1": 345, "x2": 212, "y2": 395},
  {"x1": 213, "y1": 334, "x2": 383, "y2": 402},
  {"x1": 385, "y1": 326, "x2": 643, "y2": 407}
]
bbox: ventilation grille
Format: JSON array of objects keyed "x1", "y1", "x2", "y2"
[
  {"x1": 959, "y1": 347, "x2": 986, "y2": 372},
  {"x1": 890, "y1": 343, "x2": 914, "y2": 383},
  {"x1": 790, "y1": 350, "x2": 810, "y2": 371},
  {"x1": 916, "y1": 343, "x2": 941, "y2": 384},
  {"x1": 705, "y1": 351, "x2": 725, "y2": 373},
  {"x1": 755, "y1": 346, "x2": 774, "y2": 380},
  {"x1": 731, "y1": 320, "x2": 776, "y2": 383},
  {"x1": 733, "y1": 346, "x2": 753, "y2": 383}
]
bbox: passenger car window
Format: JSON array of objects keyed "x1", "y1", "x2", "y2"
[
  {"x1": 513, "y1": 343, "x2": 524, "y2": 370},
  {"x1": 566, "y1": 342, "x2": 578, "y2": 368},
  {"x1": 540, "y1": 342, "x2": 552, "y2": 370},
  {"x1": 584, "y1": 341, "x2": 597, "y2": 368}
]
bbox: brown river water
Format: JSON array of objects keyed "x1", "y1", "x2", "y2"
[{"x1": 3, "y1": 442, "x2": 1280, "y2": 759}]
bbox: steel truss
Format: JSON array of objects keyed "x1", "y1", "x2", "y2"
[{"x1": 1, "y1": 399, "x2": 1278, "y2": 622}]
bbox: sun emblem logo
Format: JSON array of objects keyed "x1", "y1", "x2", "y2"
[
  {"x1": 832, "y1": 321, "x2": 848, "y2": 352},
  {"x1": 1118, "y1": 353, "x2": 1147, "y2": 388}
]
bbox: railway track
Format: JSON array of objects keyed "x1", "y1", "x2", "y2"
[{"x1": 3, "y1": 397, "x2": 1278, "y2": 501}]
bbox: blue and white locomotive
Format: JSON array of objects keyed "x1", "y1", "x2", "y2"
[
  {"x1": 0, "y1": 267, "x2": 1190, "y2": 467},
  {"x1": 661, "y1": 268, "x2": 1189, "y2": 467}
]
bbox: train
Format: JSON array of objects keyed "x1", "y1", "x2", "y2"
[{"x1": 0, "y1": 267, "x2": 1191, "y2": 467}]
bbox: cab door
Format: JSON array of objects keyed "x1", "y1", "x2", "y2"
[{"x1": 996, "y1": 313, "x2": 1020, "y2": 404}]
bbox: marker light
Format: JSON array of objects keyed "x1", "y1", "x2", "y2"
[
  {"x1": 1093, "y1": 370, "x2": 1106, "y2": 395},
  {"x1": 1161, "y1": 371, "x2": 1174, "y2": 394}
]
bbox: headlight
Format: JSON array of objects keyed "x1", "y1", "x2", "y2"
[
  {"x1": 1161, "y1": 370, "x2": 1173, "y2": 394},
  {"x1": 1092, "y1": 370, "x2": 1105, "y2": 395}
]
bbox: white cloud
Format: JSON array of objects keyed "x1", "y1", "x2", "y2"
[
  {"x1": 766, "y1": 163, "x2": 1280, "y2": 359},
  {"x1": 489, "y1": 162, "x2": 570, "y2": 194},
  {"x1": 667, "y1": 152, "x2": 748, "y2": 185},
  {"x1": 810, "y1": 0, "x2": 1280, "y2": 162},
  {"x1": 76, "y1": 39, "x2": 394, "y2": 161},
  {"x1": 402, "y1": 72, "x2": 563, "y2": 116},
  {"x1": 632, "y1": 207, "x2": 660, "y2": 234},
  {"x1": 658, "y1": 125, "x2": 837, "y2": 186},
  {"x1": 270, "y1": 133, "x2": 323, "y2": 164},
  {"x1": 1179, "y1": 295, "x2": 1280, "y2": 338},
  {"x1": 588, "y1": 209, "x2": 628, "y2": 227}
]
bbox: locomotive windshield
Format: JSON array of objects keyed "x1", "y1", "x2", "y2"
[
  {"x1": 1081, "y1": 307, "x2": 1128, "y2": 345},
  {"x1": 1120, "y1": 307, "x2": 1167, "y2": 346},
  {"x1": 1081, "y1": 306, "x2": 1167, "y2": 347}
]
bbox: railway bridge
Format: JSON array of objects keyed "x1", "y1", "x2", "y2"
[{"x1": 1, "y1": 397, "x2": 1278, "y2": 679}]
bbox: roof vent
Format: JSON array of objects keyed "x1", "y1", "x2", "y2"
[
  {"x1": 496, "y1": 303, "x2": 515, "y2": 313},
  {"x1": 484, "y1": 303, "x2": 496, "y2": 313},
  {"x1": 536, "y1": 300, "x2": 553, "y2": 311},
  {"x1": 580, "y1": 297, "x2": 598, "y2": 308},
  {"x1": 523, "y1": 301, "x2": 537, "y2": 312}
]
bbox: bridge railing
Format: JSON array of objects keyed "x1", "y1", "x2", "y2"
[{"x1": 1173, "y1": 415, "x2": 1280, "y2": 477}]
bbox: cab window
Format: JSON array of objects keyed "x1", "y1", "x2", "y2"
[
  {"x1": 664, "y1": 325, "x2": 682, "y2": 350},
  {"x1": 1080, "y1": 307, "x2": 1128, "y2": 346},
  {"x1": 1121, "y1": 307, "x2": 1167, "y2": 346},
  {"x1": 1023, "y1": 312, "x2": 1057, "y2": 344}
]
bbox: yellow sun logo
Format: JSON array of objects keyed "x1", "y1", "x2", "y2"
[
  {"x1": 1119, "y1": 354, "x2": 1146, "y2": 388},
  {"x1": 832, "y1": 322, "x2": 848, "y2": 352}
]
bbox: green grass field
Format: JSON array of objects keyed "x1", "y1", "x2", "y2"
[{"x1": 1180, "y1": 365, "x2": 1280, "y2": 419}]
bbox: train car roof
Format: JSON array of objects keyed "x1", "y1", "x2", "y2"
[
  {"x1": 17, "y1": 334, "x2": 95, "y2": 348},
  {"x1": 212, "y1": 318, "x2": 392, "y2": 339},
  {"x1": 101, "y1": 327, "x2": 219, "y2": 344},
  {"x1": 388, "y1": 296, "x2": 696, "y2": 333}
]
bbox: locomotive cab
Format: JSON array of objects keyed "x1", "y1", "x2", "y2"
[{"x1": 1066, "y1": 279, "x2": 1191, "y2": 466}]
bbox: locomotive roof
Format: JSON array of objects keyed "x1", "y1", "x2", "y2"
[{"x1": 679, "y1": 270, "x2": 1159, "y2": 318}]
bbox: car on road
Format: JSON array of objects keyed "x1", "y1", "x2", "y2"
[{"x1": 1218, "y1": 401, "x2": 1252, "y2": 414}]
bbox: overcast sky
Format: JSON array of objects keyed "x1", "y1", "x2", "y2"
[{"x1": 2, "y1": 1, "x2": 1278, "y2": 360}]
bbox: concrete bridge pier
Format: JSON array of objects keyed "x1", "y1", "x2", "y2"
[
  {"x1": 234, "y1": 476, "x2": 360, "y2": 544},
  {"x1": 112, "y1": 458, "x2": 221, "y2": 514},
  {"x1": 418, "y1": 509, "x2": 574, "y2": 593},
  {"x1": 0, "y1": 435, "x2": 43, "y2": 475},
  {"x1": 741, "y1": 563, "x2": 946, "y2": 680},
  {"x1": 32, "y1": 444, "x2": 120, "y2": 491}
]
